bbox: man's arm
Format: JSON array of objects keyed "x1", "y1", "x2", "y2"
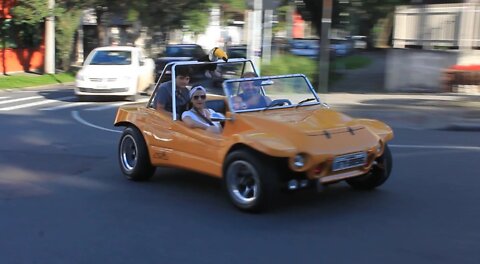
[{"x1": 154, "y1": 83, "x2": 171, "y2": 111}]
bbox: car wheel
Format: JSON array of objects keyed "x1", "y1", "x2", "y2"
[
  {"x1": 118, "y1": 126, "x2": 155, "y2": 181},
  {"x1": 223, "y1": 150, "x2": 279, "y2": 212},
  {"x1": 346, "y1": 144, "x2": 393, "y2": 190}
]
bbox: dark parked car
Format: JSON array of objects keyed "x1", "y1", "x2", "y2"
[
  {"x1": 226, "y1": 44, "x2": 247, "y2": 59},
  {"x1": 155, "y1": 44, "x2": 207, "y2": 81}
]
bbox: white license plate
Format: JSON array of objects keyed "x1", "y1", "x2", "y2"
[
  {"x1": 96, "y1": 84, "x2": 109, "y2": 89},
  {"x1": 332, "y1": 152, "x2": 367, "y2": 172}
]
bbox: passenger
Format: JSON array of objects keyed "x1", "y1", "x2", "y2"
[
  {"x1": 182, "y1": 86, "x2": 223, "y2": 134},
  {"x1": 231, "y1": 95, "x2": 247, "y2": 111},
  {"x1": 238, "y1": 72, "x2": 272, "y2": 109},
  {"x1": 153, "y1": 66, "x2": 191, "y2": 117}
]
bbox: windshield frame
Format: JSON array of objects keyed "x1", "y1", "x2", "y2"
[{"x1": 223, "y1": 74, "x2": 322, "y2": 114}]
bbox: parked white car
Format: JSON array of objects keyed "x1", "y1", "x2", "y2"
[{"x1": 75, "y1": 46, "x2": 155, "y2": 101}]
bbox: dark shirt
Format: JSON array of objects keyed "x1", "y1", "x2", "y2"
[
  {"x1": 239, "y1": 93, "x2": 268, "y2": 109},
  {"x1": 153, "y1": 80, "x2": 190, "y2": 116}
]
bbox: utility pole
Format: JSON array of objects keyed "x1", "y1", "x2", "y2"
[
  {"x1": 44, "y1": 0, "x2": 55, "y2": 74},
  {"x1": 318, "y1": 0, "x2": 332, "y2": 93},
  {"x1": 247, "y1": 0, "x2": 263, "y2": 74}
]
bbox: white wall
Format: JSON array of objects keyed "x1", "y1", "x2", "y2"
[{"x1": 385, "y1": 49, "x2": 457, "y2": 92}]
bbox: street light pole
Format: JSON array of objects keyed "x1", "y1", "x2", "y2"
[
  {"x1": 44, "y1": 0, "x2": 55, "y2": 74},
  {"x1": 318, "y1": 0, "x2": 332, "y2": 94}
]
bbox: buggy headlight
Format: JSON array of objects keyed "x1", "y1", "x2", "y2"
[{"x1": 292, "y1": 154, "x2": 306, "y2": 169}]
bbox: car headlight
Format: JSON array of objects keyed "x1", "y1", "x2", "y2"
[
  {"x1": 292, "y1": 154, "x2": 306, "y2": 169},
  {"x1": 76, "y1": 73, "x2": 85, "y2": 81}
]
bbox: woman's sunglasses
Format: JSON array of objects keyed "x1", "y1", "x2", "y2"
[{"x1": 192, "y1": 95, "x2": 206, "y2": 100}]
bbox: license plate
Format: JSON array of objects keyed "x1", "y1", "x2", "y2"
[
  {"x1": 332, "y1": 152, "x2": 367, "y2": 172},
  {"x1": 96, "y1": 84, "x2": 109, "y2": 89}
]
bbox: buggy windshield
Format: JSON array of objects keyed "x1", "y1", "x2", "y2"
[{"x1": 223, "y1": 75, "x2": 321, "y2": 113}]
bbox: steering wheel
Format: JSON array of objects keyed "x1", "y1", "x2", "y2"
[{"x1": 267, "y1": 99, "x2": 292, "y2": 108}]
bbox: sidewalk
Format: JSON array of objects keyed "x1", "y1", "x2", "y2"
[
  {"x1": 323, "y1": 92, "x2": 480, "y2": 131},
  {"x1": 325, "y1": 51, "x2": 479, "y2": 131}
]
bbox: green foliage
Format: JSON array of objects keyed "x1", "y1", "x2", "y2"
[
  {"x1": 56, "y1": 10, "x2": 82, "y2": 70},
  {"x1": 10, "y1": 0, "x2": 49, "y2": 25},
  {"x1": 333, "y1": 55, "x2": 372, "y2": 70},
  {"x1": 299, "y1": 0, "x2": 412, "y2": 38},
  {"x1": 183, "y1": 3, "x2": 213, "y2": 36},
  {"x1": 261, "y1": 54, "x2": 317, "y2": 82}
]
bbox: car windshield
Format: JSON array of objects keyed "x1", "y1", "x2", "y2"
[
  {"x1": 224, "y1": 75, "x2": 320, "y2": 113},
  {"x1": 89, "y1": 50, "x2": 132, "y2": 65}
]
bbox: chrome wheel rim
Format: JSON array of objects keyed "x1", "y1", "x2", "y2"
[
  {"x1": 226, "y1": 160, "x2": 260, "y2": 205},
  {"x1": 120, "y1": 134, "x2": 137, "y2": 172}
]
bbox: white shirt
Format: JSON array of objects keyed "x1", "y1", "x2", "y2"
[{"x1": 182, "y1": 108, "x2": 222, "y2": 130}]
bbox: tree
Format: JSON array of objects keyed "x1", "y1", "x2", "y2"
[
  {"x1": 9, "y1": 0, "x2": 49, "y2": 71},
  {"x1": 11, "y1": 0, "x2": 130, "y2": 70},
  {"x1": 299, "y1": 0, "x2": 412, "y2": 47}
]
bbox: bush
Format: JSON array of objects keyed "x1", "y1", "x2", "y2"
[
  {"x1": 261, "y1": 54, "x2": 317, "y2": 82},
  {"x1": 333, "y1": 55, "x2": 372, "y2": 70}
]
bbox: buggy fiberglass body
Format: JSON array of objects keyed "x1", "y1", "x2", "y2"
[{"x1": 114, "y1": 58, "x2": 394, "y2": 212}]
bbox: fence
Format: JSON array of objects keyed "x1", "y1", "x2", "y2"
[{"x1": 393, "y1": 3, "x2": 480, "y2": 50}]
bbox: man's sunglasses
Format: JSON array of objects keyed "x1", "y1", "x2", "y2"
[{"x1": 192, "y1": 95, "x2": 206, "y2": 100}]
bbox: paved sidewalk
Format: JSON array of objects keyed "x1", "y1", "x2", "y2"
[
  {"x1": 325, "y1": 50, "x2": 479, "y2": 131},
  {"x1": 322, "y1": 92, "x2": 480, "y2": 131}
]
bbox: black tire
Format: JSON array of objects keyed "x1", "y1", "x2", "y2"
[
  {"x1": 223, "y1": 149, "x2": 280, "y2": 212},
  {"x1": 118, "y1": 126, "x2": 156, "y2": 181},
  {"x1": 346, "y1": 144, "x2": 393, "y2": 190}
]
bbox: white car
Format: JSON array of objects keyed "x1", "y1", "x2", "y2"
[{"x1": 75, "y1": 46, "x2": 155, "y2": 101}]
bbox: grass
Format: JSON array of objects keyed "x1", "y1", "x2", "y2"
[
  {"x1": 261, "y1": 53, "x2": 372, "y2": 85},
  {"x1": 0, "y1": 72, "x2": 75, "y2": 89}
]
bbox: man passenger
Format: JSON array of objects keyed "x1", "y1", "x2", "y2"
[{"x1": 153, "y1": 66, "x2": 192, "y2": 117}]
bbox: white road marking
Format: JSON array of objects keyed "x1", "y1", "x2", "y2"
[
  {"x1": 84, "y1": 101, "x2": 130, "y2": 111},
  {"x1": 0, "y1": 96, "x2": 75, "y2": 111},
  {"x1": 390, "y1": 144, "x2": 480, "y2": 151},
  {"x1": 0, "y1": 96, "x2": 9, "y2": 100},
  {"x1": 84, "y1": 98, "x2": 148, "y2": 111},
  {"x1": 71, "y1": 110, "x2": 122, "y2": 133},
  {"x1": 0, "y1": 96, "x2": 42, "y2": 105},
  {"x1": 41, "y1": 102, "x2": 92, "y2": 111}
]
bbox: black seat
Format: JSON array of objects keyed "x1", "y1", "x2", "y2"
[{"x1": 206, "y1": 99, "x2": 226, "y2": 114}]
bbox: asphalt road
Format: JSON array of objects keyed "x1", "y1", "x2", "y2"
[{"x1": 1, "y1": 87, "x2": 479, "y2": 264}]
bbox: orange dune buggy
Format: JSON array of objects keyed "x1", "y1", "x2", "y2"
[{"x1": 114, "y1": 58, "x2": 393, "y2": 212}]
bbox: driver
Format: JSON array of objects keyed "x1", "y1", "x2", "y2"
[{"x1": 238, "y1": 72, "x2": 271, "y2": 109}]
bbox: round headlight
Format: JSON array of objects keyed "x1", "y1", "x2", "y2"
[{"x1": 293, "y1": 154, "x2": 305, "y2": 168}]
